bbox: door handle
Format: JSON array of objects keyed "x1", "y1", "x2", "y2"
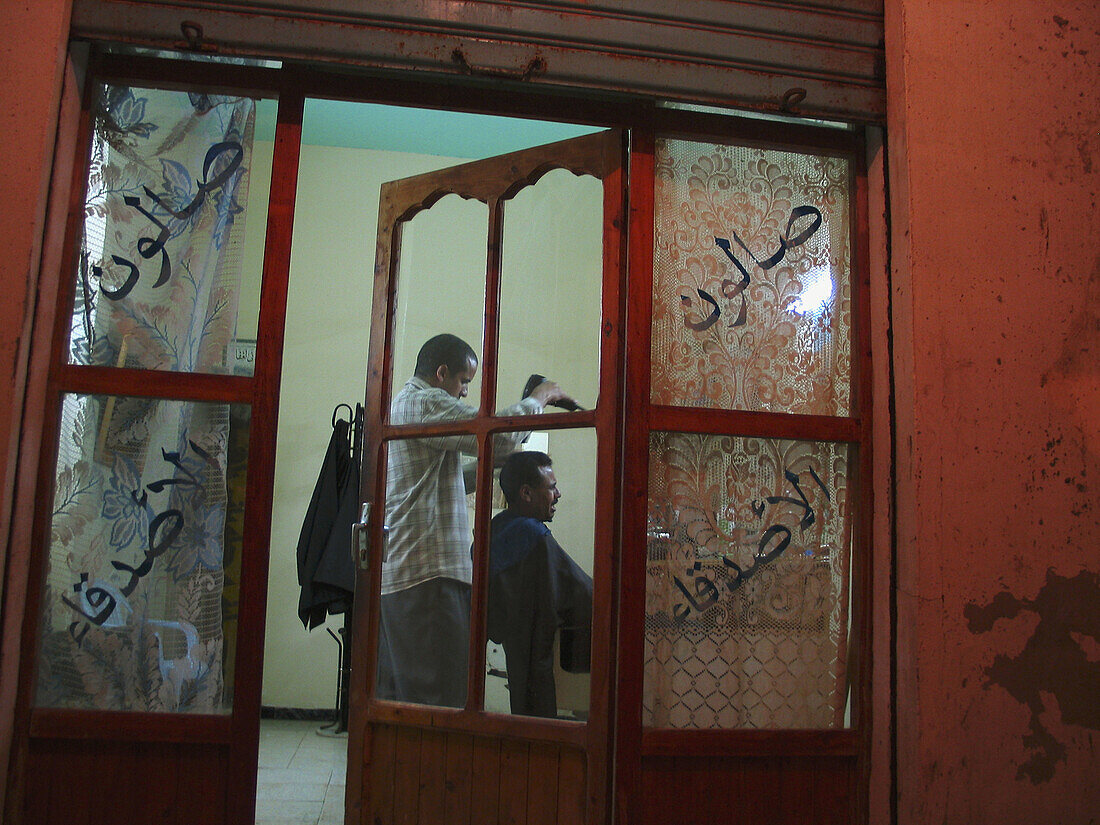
[
  {"x1": 352, "y1": 503, "x2": 371, "y2": 570},
  {"x1": 352, "y1": 502, "x2": 389, "y2": 569}
]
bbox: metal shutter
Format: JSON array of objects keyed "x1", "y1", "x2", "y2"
[{"x1": 70, "y1": 0, "x2": 885, "y2": 122}]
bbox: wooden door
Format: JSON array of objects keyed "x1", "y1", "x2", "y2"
[
  {"x1": 615, "y1": 113, "x2": 873, "y2": 823},
  {"x1": 6, "y1": 53, "x2": 299, "y2": 825},
  {"x1": 347, "y1": 129, "x2": 625, "y2": 825}
]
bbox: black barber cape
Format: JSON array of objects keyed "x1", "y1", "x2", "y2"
[
  {"x1": 296, "y1": 418, "x2": 358, "y2": 630},
  {"x1": 487, "y1": 511, "x2": 593, "y2": 718}
]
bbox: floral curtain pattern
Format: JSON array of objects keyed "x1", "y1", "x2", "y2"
[
  {"x1": 643, "y1": 433, "x2": 853, "y2": 729},
  {"x1": 35, "y1": 86, "x2": 257, "y2": 713},
  {"x1": 72, "y1": 85, "x2": 254, "y2": 375},
  {"x1": 650, "y1": 139, "x2": 851, "y2": 416}
]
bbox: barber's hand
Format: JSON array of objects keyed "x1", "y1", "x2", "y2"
[{"x1": 529, "y1": 380, "x2": 576, "y2": 409}]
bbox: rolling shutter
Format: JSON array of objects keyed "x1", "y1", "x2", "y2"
[{"x1": 70, "y1": 0, "x2": 885, "y2": 122}]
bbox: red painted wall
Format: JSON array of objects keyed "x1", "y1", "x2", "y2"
[
  {"x1": 885, "y1": 0, "x2": 1099, "y2": 822},
  {"x1": 0, "y1": 0, "x2": 73, "y2": 814}
]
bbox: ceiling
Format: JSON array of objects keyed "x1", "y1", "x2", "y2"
[{"x1": 255, "y1": 98, "x2": 602, "y2": 160}]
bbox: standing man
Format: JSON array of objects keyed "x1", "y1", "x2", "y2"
[
  {"x1": 488, "y1": 450, "x2": 594, "y2": 718},
  {"x1": 379, "y1": 333, "x2": 572, "y2": 707}
]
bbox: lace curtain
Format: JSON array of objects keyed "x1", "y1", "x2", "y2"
[
  {"x1": 650, "y1": 139, "x2": 852, "y2": 417},
  {"x1": 643, "y1": 138, "x2": 855, "y2": 729},
  {"x1": 36, "y1": 85, "x2": 256, "y2": 713},
  {"x1": 643, "y1": 433, "x2": 853, "y2": 729}
]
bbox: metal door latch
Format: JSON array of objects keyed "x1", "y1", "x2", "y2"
[{"x1": 352, "y1": 502, "x2": 371, "y2": 570}]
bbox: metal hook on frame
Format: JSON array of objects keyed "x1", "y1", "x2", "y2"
[
  {"x1": 451, "y1": 47, "x2": 548, "y2": 82},
  {"x1": 780, "y1": 87, "x2": 807, "y2": 113},
  {"x1": 178, "y1": 20, "x2": 217, "y2": 53}
]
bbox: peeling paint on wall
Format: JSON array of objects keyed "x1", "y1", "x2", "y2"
[{"x1": 964, "y1": 569, "x2": 1100, "y2": 783}]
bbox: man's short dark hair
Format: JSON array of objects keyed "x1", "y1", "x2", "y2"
[
  {"x1": 414, "y1": 334, "x2": 478, "y2": 378},
  {"x1": 499, "y1": 451, "x2": 552, "y2": 506}
]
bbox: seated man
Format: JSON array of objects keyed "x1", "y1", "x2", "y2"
[
  {"x1": 380, "y1": 334, "x2": 571, "y2": 707},
  {"x1": 487, "y1": 450, "x2": 593, "y2": 718}
]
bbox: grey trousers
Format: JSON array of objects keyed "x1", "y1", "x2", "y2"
[{"x1": 376, "y1": 577, "x2": 471, "y2": 708}]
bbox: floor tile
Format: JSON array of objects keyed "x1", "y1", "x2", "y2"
[{"x1": 256, "y1": 719, "x2": 345, "y2": 824}]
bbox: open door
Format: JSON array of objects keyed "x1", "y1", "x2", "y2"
[{"x1": 347, "y1": 129, "x2": 625, "y2": 824}]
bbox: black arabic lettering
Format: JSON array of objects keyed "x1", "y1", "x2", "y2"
[
  {"x1": 766, "y1": 469, "x2": 816, "y2": 530},
  {"x1": 69, "y1": 620, "x2": 90, "y2": 646},
  {"x1": 755, "y1": 524, "x2": 792, "y2": 566},
  {"x1": 95, "y1": 141, "x2": 244, "y2": 301},
  {"x1": 66, "y1": 435, "x2": 200, "y2": 628},
  {"x1": 722, "y1": 553, "x2": 750, "y2": 594},
  {"x1": 670, "y1": 467, "x2": 831, "y2": 621},
  {"x1": 61, "y1": 574, "x2": 118, "y2": 626},
  {"x1": 687, "y1": 204, "x2": 824, "y2": 332},
  {"x1": 808, "y1": 466, "x2": 831, "y2": 500},
  {"x1": 714, "y1": 237, "x2": 751, "y2": 328},
  {"x1": 671, "y1": 562, "x2": 721, "y2": 623},
  {"x1": 680, "y1": 288, "x2": 722, "y2": 331}
]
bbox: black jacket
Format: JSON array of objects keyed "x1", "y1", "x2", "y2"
[{"x1": 296, "y1": 419, "x2": 358, "y2": 630}]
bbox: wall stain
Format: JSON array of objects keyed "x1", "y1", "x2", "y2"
[{"x1": 964, "y1": 568, "x2": 1100, "y2": 783}]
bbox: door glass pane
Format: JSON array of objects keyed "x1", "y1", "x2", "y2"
[
  {"x1": 643, "y1": 432, "x2": 853, "y2": 729},
  {"x1": 377, "y1": 442, "x2": 481, "y2": 708},
  {"x1": 36, "y1": 394, "x2": 249, "y2": 713},
  {"x1": 389, "y1": 194, "x2": 489, "y2": 413},
  {"x1": 650, "y1": 139, "x2": 852, "y2": 416},
  {"x1": 483, "y1": 428, "x2": 596, "y2": 721},
  {"x1": 70, "y1": 84, "x2": 271, "y2": 375},
  {"x1": 496, "y1": 169, "x2": 603, "y2": 413}
]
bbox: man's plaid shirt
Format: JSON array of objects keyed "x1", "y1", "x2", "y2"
[{"x1": 382, "y1": 376, "x2": 541, "y2": 594}]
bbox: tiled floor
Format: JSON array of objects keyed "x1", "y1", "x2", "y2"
[{"x1": 255, "y1": 719, "x2": 348, "y2": 825}]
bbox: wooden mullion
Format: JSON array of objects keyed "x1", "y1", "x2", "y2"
[
  {"x1": 481, "y1": 194, "x2": 505, "y2": 415},
  {"x1": 614, "y1": 125, "x2": 656, "y2": 825},
  {"x1": 29, "y1": 709, "x2": 233, "y2": 743},
  {"x1": 94, "y1": 51, "x2": 284, "y2": 99},
  {"x1": 365, "y1": 701, "x2": 588, "y2": 748},
  {"x1": 224, "y1": 85, "x2": 305, "y2": 825},
  {"x1": 648, "y1": 405, "x2": 862, "y2": 444},
  {"x1": 380, "y1": 408, "x2": 597, "y2": 441},
  {"x1": 54, "y1": 365, "x2": 254, "y2": 404},
  {"x1": 640, "y1": 728, "x2": 860, "y2": 758},
  {"x1": 466, "y1": 187, "x2": 505, "y2": 712}
]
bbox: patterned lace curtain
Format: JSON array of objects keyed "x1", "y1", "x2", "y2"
[
  {"x1": 644, "y1": 433, "x2": 852, "y2": 729},
  {"x1": 37, "y1": 85, "x2": 256, "y2": 713},
  {"x1": 643, "y1": 139, "x2": 855, "y2": 729}
]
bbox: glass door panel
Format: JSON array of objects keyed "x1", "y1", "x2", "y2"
[
  {"x1": 496, "y1": 169, "x2": 603, "y2": 412},
  {"x1": 376, "y1": 440, "x2": 481, "y2": 708},
  {"x1": 69, "y1": 84, "x2": 271, "y2": 376},
  {"x1": 650, "y1": 139, "x2": 853, "y2": 416},
  {"x1": 643, "y1": 432, "x2": 853, "y2": 729},
  {"x1": 389, "y1": 195, "x2": 489, "y2": 412},
  {"x1": 483, "y1": 426, "x2": 597, "y2": 721},
  {"x1": 36, "y1": 393, "x2": 251, "y2": 713}
]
